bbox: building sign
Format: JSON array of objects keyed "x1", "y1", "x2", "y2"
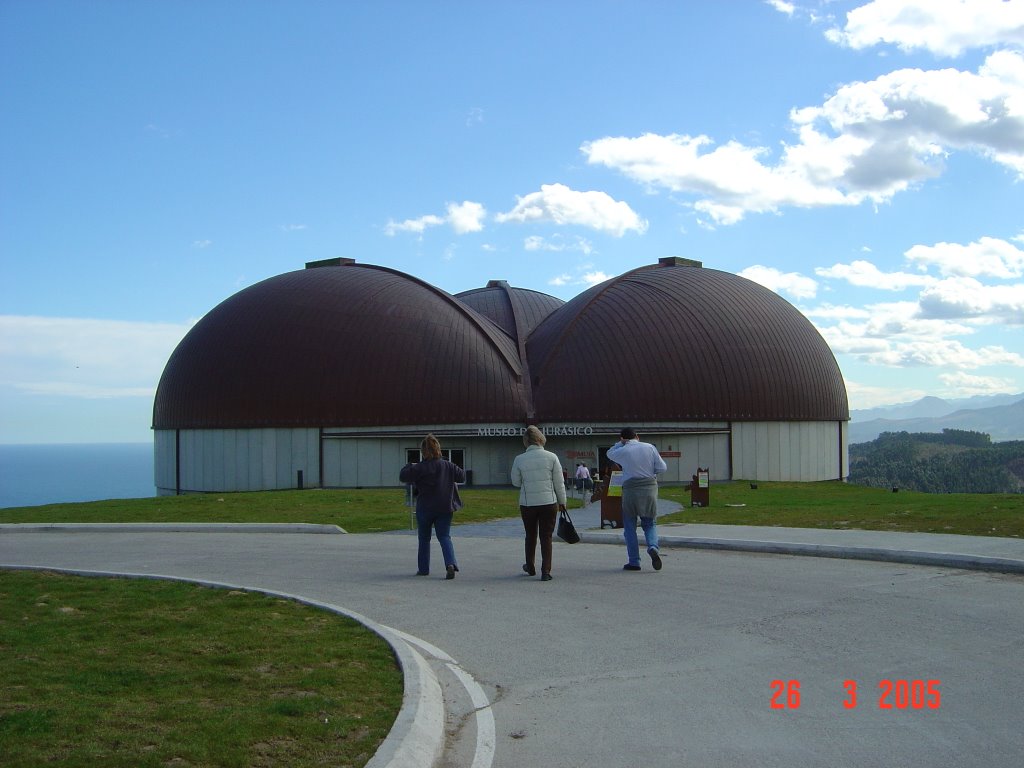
[
  {"x1": 476, "y1": 425, "x2": 596, "y2": 437},
  {"x1": 567, "y1": 450, "x2": 596, "y2": 460},
  {"x1": 660, "y1": 451, "x2": 681, "y2": 458},
  {"x1": 606, "y1": 471, "x2": 624, "y2": 497}
]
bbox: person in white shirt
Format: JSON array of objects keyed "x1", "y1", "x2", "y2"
[
  {"x1": 605, "y1": 427, "x2": 667, "y2": 571},
  {"x1": 574, "y1": 462, "x2": 591, "y2": 501},
  {"x1": 511, "y1": 426, "x2": 568, "y2": 581}
]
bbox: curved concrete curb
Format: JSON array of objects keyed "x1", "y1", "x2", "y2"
[
  {"x1": 0, "y1": 564, "x2": 442, "y2": 768},
  {"x1": 576, "y1": 531, "x2": 1024, "y2": 575},
  {"x1": 0, "y1": 522, "x2": 346, "y2": 534}
]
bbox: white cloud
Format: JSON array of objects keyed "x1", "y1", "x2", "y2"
[
  {"x1": 938, "y1": 370, "x2": 1018, "y2": 395},
  {"x1": 826, "y1": 0, "x2": 1024, "y2": 57},
  {"x1": 815, "y1": 259, "x2": 937, "y2": 290},
  {"x1": 858, "y1": 300, "x2": 976, "y2": 337},
  {"x1": 739, "y1": 265, "x2": 818, "y2": 299},
  {"x1": 819, "y1": 325, "x2": 892, "y2": 356},
  {"x1": 384, "y1": 214, "x2": 445, "y2": 236},
  {"x1": 793, "y1": 50, "x2": 1024, "y2": 177},
  {"x1": 547, "y1": 269, "x2": 612, "y2": 288},
  {"x1": 905, "y1": 236, "x2": 1024, "y2": 278},
  {"x1": 866, "y1": 338, "x2": 1024, "y2": 368},
  {"x1": 815, "y1": 290, "x2": 1024, "y2": 378},
  {"x1": 823, "y1": 316, "x2": 1024, "y2": 367},
  {"x1": 583, "y1": 271, "x2": 612, "y2": 285},
  {"x1": 845, "y1": 379, "x2": 929, "y2": 409},
  {"x1": 0, "y1": 316, "x2": 192, "y2": 400},
  {"x1": 583, "y1": 132, "x2": 846, "y2": 225},
  {"x1": 192, "y1": 239, "x2": 212, "y2": 249},
  {"x1": 145, "y1": 123, "x2": 173, "y2": 139},
  {"x1": 766, "y1": 0, "x2": 795, "y2": 17},
  {"x1": 280, "y1": 223, "x2": 307, "y2": 232},
  {"x1": 495, "y1": 183, "x2": 648, "y2": 236},
  {"x1": 385, "y1": 200, "x2": 487, "y2": 236},
  {"x1": 447, "y1": 201, "x2": 487, "y2": 234},
  {"x1": 917, "y1": 277, "x2": 1024, "y2": 322},
  {"x1": 466, "y1": 107, "x2": 484, "y2": 127},
  {"x1": 523, "y1": 234, "x2": 594, "y2": 254},
  {"x1": 582, "y1": 50, "x2": 1024, "y2": 224},
  {"x1": 804, "y1": 303, "x2": 872, "y2": 321}
]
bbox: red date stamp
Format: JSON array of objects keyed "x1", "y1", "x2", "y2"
[{"x1": 770, "y1": 679, "x2": 941, "y2": 710}]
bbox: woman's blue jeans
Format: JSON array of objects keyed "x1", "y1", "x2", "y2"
[{"x1": 416, "y1": 508, "x2": 456, "y2": 574}]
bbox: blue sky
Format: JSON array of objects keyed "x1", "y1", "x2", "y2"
[{"x1": 1, "y1": 0, "x2": 1022, "y2": 443}]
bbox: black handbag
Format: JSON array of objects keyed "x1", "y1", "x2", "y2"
[{"x1": 556, "y1": 509, "x2": 580, "y2": 544}]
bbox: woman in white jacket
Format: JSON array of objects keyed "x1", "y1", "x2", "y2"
[{"x1": 510, "y1": 425, "x2": 567, "y2": 581}]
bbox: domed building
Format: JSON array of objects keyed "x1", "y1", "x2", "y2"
[{"x1": 153, "y1": 257, "x2": 849, "y2": 494}]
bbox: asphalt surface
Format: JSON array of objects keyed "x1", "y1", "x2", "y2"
[{"x1": 3, "y1": 498, "x2": 1024, "y2": 768}]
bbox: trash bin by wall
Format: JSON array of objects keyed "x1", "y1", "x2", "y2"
[
  {"x1": 691, "y1": 467, "x2": 710, "y2": 507},
  {"x1": 600, "y1": 471, "x2": 624, "y2": 528}
]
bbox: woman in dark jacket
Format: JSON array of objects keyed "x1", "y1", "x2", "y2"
[{"x1": 400, "y1": 434, "x2": 466, "y2": 579}]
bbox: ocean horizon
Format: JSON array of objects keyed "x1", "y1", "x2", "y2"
[{"x1": 0, "y1": 443, "x2": 155, "y2": 509}]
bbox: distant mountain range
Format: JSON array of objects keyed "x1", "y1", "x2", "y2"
[{"x1": 849, "y1": 392, "x2": 1024, "y2": 444}]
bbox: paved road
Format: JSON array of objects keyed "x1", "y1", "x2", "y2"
[{"x1": 3, "y1": 511, "x2": 1023, "y2": 768}]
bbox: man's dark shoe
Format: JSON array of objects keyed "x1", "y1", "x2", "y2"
[
  {"x1": 541, "y1": 572, "x2": 553, "y2": 581},
  {"x1": 648, "y1": 547, "x2": 663, "y2": 571},
  {"x1": 446, "y1": 564, "x2": 456, "y2": 580},
  {"x1": 523, "y1": 563, "x2": 536, "y2": 576},
  {"x1": 623, "y1": 564, "x2": 641, "y2": 571}
]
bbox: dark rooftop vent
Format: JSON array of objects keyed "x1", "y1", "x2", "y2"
[
  {"x1": 659, "y1": 256, "x2": 702, "y2": 268},
  {"x1": 305, "y1": 257, "x2": 356, "y2": 269}
]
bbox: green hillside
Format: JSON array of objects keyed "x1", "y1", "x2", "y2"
[{"x1": 849, "y1": 429, "x2": 1024, "y2": 494}]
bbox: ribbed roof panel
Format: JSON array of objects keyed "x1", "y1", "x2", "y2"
[
  {"x1": 456, "y1": 283, "x2": 564, "y2": 343},
  {"x1": 526, "y1": 263, "x2": 848, "y2": 422},
  {"x1": 153, "y1": 264, "x2": 529, "y2": 429},
  {"x1": 154, "y1": 260, "x2": 848, "y2": 431}
]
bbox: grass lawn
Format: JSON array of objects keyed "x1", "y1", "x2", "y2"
[
  {"x1": 3, "y1": 482, "x2": 1021, "y2": 765},
  {"x1": 0, "y1": 488, "x2": 526, "y2": 532},
  {"x1": 658, "y1": 481, "x2": 1024, "y2": 538},
  {"x1": 2, "y1": 482, "x2": 1021, "y2": 537},
  {"x1": 0, "y1": 570, "x2": 402, "y2": 768},
  {"x1": 0, "y1": 488, "x2": 529, "y2": 766}
]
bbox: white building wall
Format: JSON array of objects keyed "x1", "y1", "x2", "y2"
[
  {"x1": 154, "y1": 428, "x2": 321, "y2": 495},
  {"x1": 323, "y1": 437, "x2": 407, "y2": 487},
  {"x1": 840, "y1": 420, "x2": 849, "y2": 480},
  {"x1": 154, "y1": 430, "x2": 176, "y2": 491},
  {"x1": 478, "y1": 437, "x2": 522, "y2": 485},
  {"x1": 731, "y1": 421, "x2": 844, "y2": 482},
  {"x1": 157, "y1": 419, "x2": 847, "y2": 494},
  {"x1": 685, "y1": 433, "x2": 731, "y2": 483}
]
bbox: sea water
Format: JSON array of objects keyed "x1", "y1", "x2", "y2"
[{"x1": 0, "y1": 443, "x2": 155, "y2": 509}]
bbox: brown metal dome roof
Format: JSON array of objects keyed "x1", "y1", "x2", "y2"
[
  {"x1": 526, "y1": 258, "x2": 849, "y2": 422},
  {"x1": 154, "y1": 258, "x2": 848, "y2": 431},
  {"x1": 455, "y1": 281, "x2": 565, "y2": 422},
  {"x1": 456, "y1": 281, "x2": 564, "y2": 344},
  {"x1": 153, "y1": 260, "x2": 529, "y2": 429}
]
